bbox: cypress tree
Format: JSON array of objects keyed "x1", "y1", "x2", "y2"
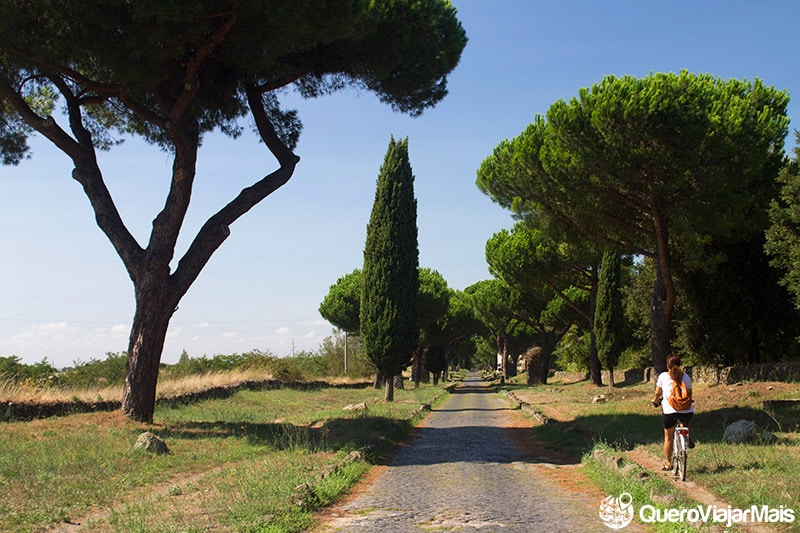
[
  {"x1": 595, "y1": 249, "x2": 625, "y2": 387},
  {"x1": 361, "y1": 137, "x2": 419, "y2": 401}
]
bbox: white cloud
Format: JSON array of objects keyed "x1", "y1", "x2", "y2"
[
  {"x1": 2, "y1": 318, "x2": 332, "y2": 368},
  {"x1": 2, "y1": 322, "x2": 74, "y2": 353},
  {"x1": 166, "y1": 327, "x2": 182, "y2": 339}
]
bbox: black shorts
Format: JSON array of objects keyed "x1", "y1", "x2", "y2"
[{"x1": 662, "y1": 411, "x2": 693, "y2": 429}]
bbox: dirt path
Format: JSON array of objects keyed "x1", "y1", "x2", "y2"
[
  {"x1": 314, "y1": 373, "x2": 649, "y2": 532},
  {"x1": 626, "y1": 448, "x2": 779, "y2": 533}
]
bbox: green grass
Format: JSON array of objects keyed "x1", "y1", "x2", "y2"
[
  {"x1": 0, "y1": 382, "x2": 447, "y2": 532},
  {"x1": 583, "y1": 443, "x2": 714, "y2": 533},
  {"x1": 504, "y1": 376, "x2": 800, "y2": 532}
]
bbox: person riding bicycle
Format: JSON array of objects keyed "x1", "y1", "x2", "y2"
[{"x1": 652, "y1": 354, "x2": 695, "y2": 471}]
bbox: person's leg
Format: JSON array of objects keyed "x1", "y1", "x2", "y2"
[
  {"x1": 663, "y1": 426, "x2": 675, "y2": 468},
  {"x1": 679, "y1": 413, "x2": 695, "y2": 448}
]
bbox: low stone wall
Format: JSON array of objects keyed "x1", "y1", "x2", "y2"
[
  {"x1": 552, "y1": 362, "x2": 800, "y2": 386},
  {"x1": 687, "y1": 362, "x2": 800, "y2": 385},
  {"x1": 551, "y1": 368, "x2": 653, "y2": 385},
  {"x1": 2, "y1": 379, "x2": 372, "y2": 422}
]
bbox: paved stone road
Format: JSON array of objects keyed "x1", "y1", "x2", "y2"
[{"x1": 316, "y1": 373, "x2": 636, "y2": 532}]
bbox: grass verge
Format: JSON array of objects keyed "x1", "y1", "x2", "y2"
[
  {"x1": 502, "y1": 375, "x2": 800, "y2": 532},
  {"x1": 0, "y1": 380, "x2": 449, "y2": 532},
  {"x1": 583, "y1": 443, "x2": 713, "y2": 532}
]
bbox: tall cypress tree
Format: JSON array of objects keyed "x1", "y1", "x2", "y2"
[
  {"x1": 361, "y1": 137, "x2": 419, "y2": 401},
  {"x1": 595, "y1": 249, "x2": 625, "y2": 387}
]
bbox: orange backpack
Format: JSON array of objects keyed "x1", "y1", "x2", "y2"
[{"x1": 668, "y1": 374, "x2": 692, "y2": 411}]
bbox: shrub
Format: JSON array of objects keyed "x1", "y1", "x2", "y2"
[
  {"x1": 0, "y1": 356, "x2": 57, "y2": 383},
  {"x1": 54, "y1": 353, "x2": 128, "y2": 388}
]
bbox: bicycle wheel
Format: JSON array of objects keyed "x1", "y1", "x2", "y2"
[{"x1": 672, "y1": 432, "x2": 687, "y2": 481}]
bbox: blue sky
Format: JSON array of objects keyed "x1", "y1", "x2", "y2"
[{"x1": 2, "y1": 0, "x2": 799, "y2": 369}]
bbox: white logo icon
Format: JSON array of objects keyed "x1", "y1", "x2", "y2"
[{"x1": 599, "y1": 492, "x2": 634, "y2": 529}]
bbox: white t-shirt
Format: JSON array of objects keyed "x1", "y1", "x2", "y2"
[{"x1": 656, "y1": 371, "x2": 694, "y2": 414}]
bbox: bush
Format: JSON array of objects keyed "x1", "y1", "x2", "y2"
[
  {"x1": 552, "y1": 328, "x2": 590, "y2": 372},
  {"x1": 314, "y1": 332, "x2": 375, "y2": 378},
  {"x1": 159, "y1": 350, "x2": 275, "y2": 380},
  {"x1": 54, "y1": 353, "x2": 128, "y2": 388},
  {"x1": 0, "y1": 356, "x2": 57, "y2": 384},
  {"x1": 265, "y1": 358, "x2": 308, "y2": 382}
]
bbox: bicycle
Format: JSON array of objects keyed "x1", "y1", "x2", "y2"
[
  {"x1": 671, "y1": 421, "x2": 690, "y2": 481},
  {"x1": 652, "y1": 401, "x2": 691, "y2": 481}
]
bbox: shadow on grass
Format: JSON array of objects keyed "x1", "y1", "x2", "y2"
[
  {"x1": 150, "y1": 415, "x2": 416, "y2": 456},
  {"x1": 146, "y1": 405, "x2": 791, "y2": 469},
  {"x1": 527, "y1": 405, "x2": 787, "y2": 462}
]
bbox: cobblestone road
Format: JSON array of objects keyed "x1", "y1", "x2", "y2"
[{"x1": 316, "y1": 373, "x2": 640, "y2": 532}]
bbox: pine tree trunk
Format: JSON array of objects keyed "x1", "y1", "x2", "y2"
[
  {"x1": 385, "y1": 376, "x2": 395, "y2": 401},
  {"x1": 412, "y1": 347, "x2": 422, "y2": 389},
  {"x1": 122, "y1": 284, "x2": 177, "y2": 423},
  {"x1": 420, "y1": 349, "x2": 429, "y2": 383},
  {"x1": 650, "y1": 295, "x2": 670, "y2": 375},
  {"x1": 650, "y1": 208, "x2": 674, "y2": 375}
]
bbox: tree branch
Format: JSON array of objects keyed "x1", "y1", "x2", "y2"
[
  {"x1": 169, "y1": 85, "x2": 300, "y2": 296},
  {"x1": 172, "y1": 14, "x2": 237, "y2": 122},
  {"x1": 1, "y1": 74, "x2": 145, "y2": 273},
  {"x1": 47, "y1": 73, "x2": 94, "y2": 150},
  {"x1": 0, "y1": 74, "x2": 83, "y2": 160}
]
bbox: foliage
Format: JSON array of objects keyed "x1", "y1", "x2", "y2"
[
  {"x1": 464, "y1": 278, "x2": 517, "y2": 350},
  {"x1": 318, "y1": 269, "x2": 362, "y2": 335},
  {"x1": 1, "y1": 0, "x2": 466, "y2": 422},
  {"x1": 469, "y1": 335, "x2": 496, "y2": 371},
  {"x1": 595, "y1": 249, "x2": 625, "y2": 375},
  {"x1": 551, "y1": 326, "x2": 590, "y2": 372},
  {"x1": 320, "y1": 267, "x2": 449, "y2": 348},
  {"x1": 56, "y1": 352, "x2": 129, "y2": 388},
  {"x1": 680, "y1": 237, "x2": 800, "y2": 365},
  {"x1": 160, "y1": 349, "x2": 275, "y2": 380},
  {"x1": 417, "y1": 267, "x2": 450, "y2": 334},
  {"x1": 767, "y1": 131, "x2": 800, "y2": 306},
  {"x1": 622, "y1": 258, "x2": 659, "y2": 348},
  {"x1": 0, "y1": 1, "x2": 467, "y2": 159},
  {"x1": 314, "y1": 330, "x2": 374, "y2": 378},
  {"x1": 158, "y1": 348, "x2": 371, "y2": 382},
  {"x1": 477, "y1": 70, "x2": 790, "y2": 372},
  {"x1": 360, "y1": 137, "x2": 419, "y2": 400},
  {"x1": 485, "y1": 220, "x2": 603, "y2": 383},
  {"x1": 424, "y1": 288, "x2": 484, "y2": 370},
  {"x1": 0, "y1": 355, "x2": 56, "y2": 383}
]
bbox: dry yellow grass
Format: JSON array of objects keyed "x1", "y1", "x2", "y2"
[
  {"x1": 0, "y1": 375, "x2": 122, "y2": 403},
  {"x1": 1, "y1": 369, "x2": 372, "y2": 405}
]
